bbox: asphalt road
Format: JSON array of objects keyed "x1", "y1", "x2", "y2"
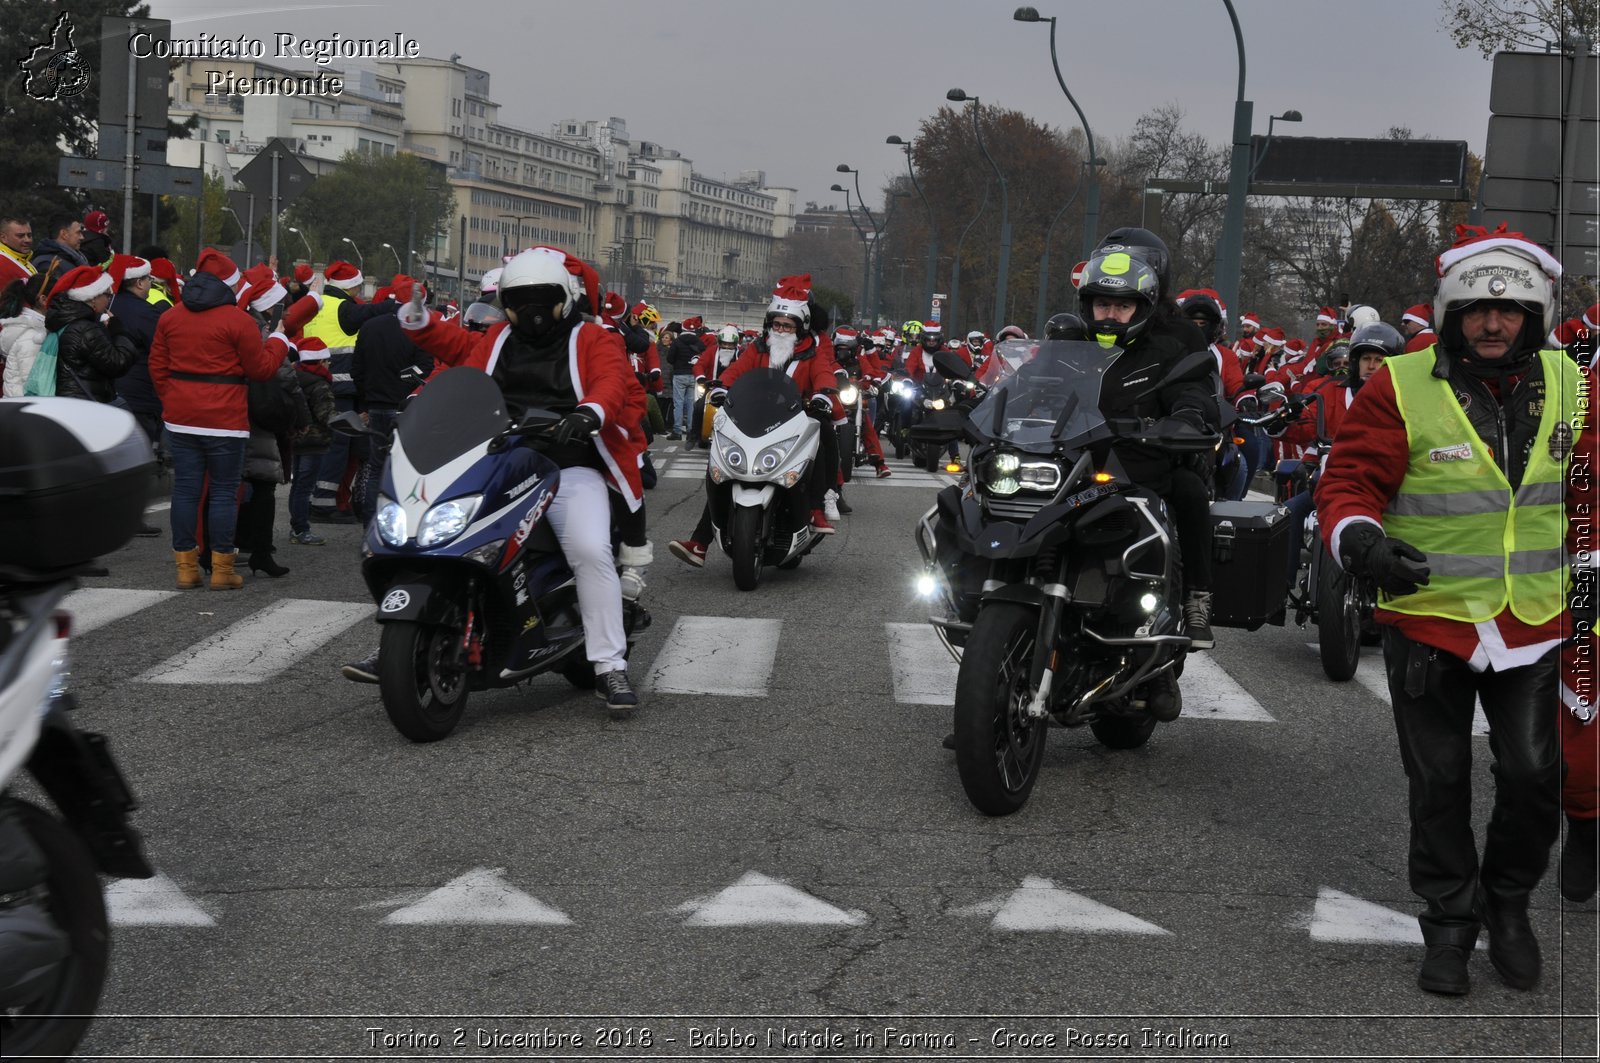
[{"x1": 51, "y1": 438, "x2": 1599, "y2": 1062}]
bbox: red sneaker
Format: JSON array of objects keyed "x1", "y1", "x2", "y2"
[
  {"x1": 668, "y1": 539, "x2": 708, "y2": 567},
  {"x1": 810, "y1": 509, "x2": 836, "y2": 535},
  {"x1": 875, "y1": 465, "x2": 893, "y2": 478}
]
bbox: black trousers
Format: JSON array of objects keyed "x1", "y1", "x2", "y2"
[
  {"x1": 1382, "y1": 627, "x2": 1562, "y2": 946},
  {"x1": 1162, "y1": 466, "x2": 1212, "y2": 592}
]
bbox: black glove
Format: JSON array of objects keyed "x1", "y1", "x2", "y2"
[
  {"x1": 808, "y1": 393, "x2": 835, "y2": 416},
  {"x1": 1340, "y1": 522, "x2": 1430, "y2": 596},
  {"x1": 1573, "y1": 565, "x2": 1599, "y2": 633},
  {"x1": 552, "y1": 407, "x2": 602, "y2": 446}
]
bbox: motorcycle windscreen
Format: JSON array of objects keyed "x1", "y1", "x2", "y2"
[
  {"x1": 723, "y1": 367, "x2": 804, "y2": 437},
  {"x1": 968, "y1": 340, "x2": 1116, "y2": 453},
  {"x1": 399, "y1": 367, "x2": 508, "y2": 474}
]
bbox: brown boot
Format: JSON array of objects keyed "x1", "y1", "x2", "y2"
[
  {"x1": 209, "y1": 550, "x2": 243, "y2": 590},
  {"x1": 174, "y1": 548, "x2": 202, "y2": 590}
]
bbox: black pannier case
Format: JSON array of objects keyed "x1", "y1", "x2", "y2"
[
  {"x1": 0, "y1": 398, "x2": 155, "y2": 572},
  {"x1": 1209, "y1": 499, "x2": 1297, "y2": 630}
]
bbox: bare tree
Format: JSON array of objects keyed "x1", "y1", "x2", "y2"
[{"x1": 1440, "y1": 0, "x2": 1599, "y2": 57}]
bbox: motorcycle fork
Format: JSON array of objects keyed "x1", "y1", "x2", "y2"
[
  {"x1": 1024, "y1": 552, "x2": 1069, "y2": 721},
  {"x1": 460, "y1": 580, "x2": 483, "y2": 669}
]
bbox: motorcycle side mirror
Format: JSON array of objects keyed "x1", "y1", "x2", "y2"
[
  {"x1": 932, "y1": 348, "x2": 973, "y2": 381},
  {"x1": 1242, "y1": 372, "x2": 1266, "y2": 389},
  {"x1": 330, "y1": 410, "x2": 368, "y2": 437}
]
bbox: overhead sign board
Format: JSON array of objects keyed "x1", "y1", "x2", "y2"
[
  {"x1": 1489, "y1": 50, "x2": 1599, "y2": 119},
  {"x1": 1249, "y1": 136, "x2": 1469, "y2": 198},
  {"x1": 235, "y1": 138, "x2": 316, "y2": 210},
  {"x1": 98, "y1": 17, "x2": 170, "y2": 134}
]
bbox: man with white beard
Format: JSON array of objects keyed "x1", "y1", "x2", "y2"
[{"x1": 667, "y1": 275, "x2": 845, "y2": 567}]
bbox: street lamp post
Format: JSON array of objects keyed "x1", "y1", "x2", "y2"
[
  {"x1": 830, "y1": 182, "x2": 872, "y2": 321},
  {"x1": 947, "y1": 173, "x2": 993, "y2": 337},
  {"x1": 498, "y1": 213, "x2": 536, "y2": 259},
  {"x1": 948, "y1": 89, "x2": 1012, "y2": 337},
  {"x1": 874, "y1": 190, "x2": 911, "y2": 327},
  {"x1": 340, "y1": 236, "x2": 364, "y2": 270},
  {"x1": 380, "y1": 242, "x2": 404, "y2": 275},
  {"x1": 1033, "y1": 159, "x2": 1101, "y2": 337},
  {"x1": 1248, "y1": 109, "x2": 1303, "y2": 180},
  {"x1": 1214, "y1": 0, "x2": 1251, "y2": 325},
  {"x1": 221, "y1": 207, "x2": 251, "y2": 265},
  {"x1": 1013, "y1": 6, "x2": 1101, "y2": 258},
  {"x1": 286, "y1": 226, "x2": 315, "y2": 266},
  {"x1": 837, "y1": 165, "x2": 882, "y2": 325},
  {"x1": 887, "y1": 134, "x2": 939, "y2": 320}
]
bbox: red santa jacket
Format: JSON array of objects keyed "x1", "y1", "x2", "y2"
[
  {"x1": 906, "y1": 343, "x2": 972, "y2": 383},
  {"x1": 0, "y1": 248, "x2": 32, "y2": 290},
  {"x1": 855, "y1": 349, "x2": 890, "y2": 386},
  {"x1": 694, "y1": 343, "x2": 741, "y2": 381},
  {"x1": 404, "y1": 315, "x2": 647, "y2": 512},
  {"x1": 149, "y1": 276, "x2": 281, "y2": 437},
  {"x1": 719, "y1": 335, "x2": 845, "y2": 421},
  {"x1": 1210, "y1": 342, "x2": 1245, "y2": 400},
  {"x1": 1402, "y1": 327, "x2": 1438, "y2": 354},
  {"x1": 1315, "y1": 357, "x2": 1597, "y2": 666}
]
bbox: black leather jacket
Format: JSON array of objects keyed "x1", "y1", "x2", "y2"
[{"x1": 43, "y1": 297, "x2": 136, "y2": 403}]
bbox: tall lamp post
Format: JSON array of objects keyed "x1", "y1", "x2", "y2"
[
  {"x1": 874, "y1": 190, "x2": 911, "y2": 326},
  {"x1": 947, "y1": 174, "x2": 993, "y2": 337},
  {"x1": 830, "y1": 182, "x2": 873, "y2": 321},
  {"x1": 947, "y1": 89, "x2": 1011, "y2": 337},
  {"x1": 1248, "y1": 109, "x2": 1303, "y2": 180},
  {"x1": 1013, "y1": 6, "x2": 1101, "y2": 257},
  {"x1": 1033, "y1": 158, "x2": 1103, "y2": 337},
  {"x1": 380, "y1": 242, "x2": 404, "y2": 275},
  {"x1": 339, "y1": 236, "x2": 364, "y2": 270},
  {"x1": 1213, "y1": 0, "x2": 1251, "y2": 325},
  {"x1": 286, "y1": 226, "x2": 315, "y2": 265},
  {"x1": 886, "y1": 135, "x2": 938, "y2": 320},
  {"x1": 498, "y1": 213, "x2": 536, "y2": 258},
  {"x1": 837, "y1": 164, "x2": 882, "y2": 324}
]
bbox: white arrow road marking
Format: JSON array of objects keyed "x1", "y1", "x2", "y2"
[
  {"x1": 1317, "y1": 644, "x2": 1490, "y2": 734},
  {"x1": 106, "y1": 874, "x2": 216, "y2": 926},
  {"x1": 886, "y1": 623, "x2": 959, "y2": 705},
  {"x1": 953, "y1": 876, "x2": 1170, "y2": 934},
  {"x1": 674, "y1": 872, "x2": 867, "y2": 927},
  {"x1": 381, "y1": 868, "x2": 573, "y2": 926},
  {"x1": 137, "y1": 599, "x2": 371, "y2": 684},
  {"x1": 1307, "y1": 887, "x2": 1424, "y2": 945},
  {"x1": 644, "y1": 616, "x2": 781, "y2": 697},
  {"x1": 63, "y1": 588, "x2": 177, "y2": 635},
  {"x1": 1176, "y1": 653, "x2": 1276, "y2": 721}
]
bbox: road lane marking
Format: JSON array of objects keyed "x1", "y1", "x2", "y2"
[
  {"x1": 63, "y1": 588, "x2": 178, "y2": 635},
  {"x1": 886, "y1": 623, "x2": 958, "y2": 705},
  {"x1": 643, "y1": 616, "x2": 781, "y2": 697},
  {"x1": 1177, "y1": 653, "x2": 1276, "y2": 721},
  {"x1": 1313, "y1": 643, "x2": 1489, "y2": 734},
  {"x1": 381, "y1": 868, "x2": 573, "y2": 925},
  {"x1": 137, "y1": 599, "x2": 371, "y2": 684},
  {"x1": 954, "y1": 876, "x2": 1170, "y2": 934},
  {"x1": 674, "y1": 871, "x2": 867, "y2": 927},
  {"x1": 106, "y1": 874, "x2": 216, "y2": 926},
  {"x1": 1307, "y1": 887, "x2": 1424, "y2": 945}
]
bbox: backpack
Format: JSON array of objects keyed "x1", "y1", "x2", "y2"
[{"x1": 23, "y1": 331, "x2": 60, "y2": 396}]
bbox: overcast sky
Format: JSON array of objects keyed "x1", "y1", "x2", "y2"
[{"x1": 145, "y1": 0, "x2": 1500, "y2": 210}]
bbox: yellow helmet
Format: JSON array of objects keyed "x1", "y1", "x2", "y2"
[
  {"x1": 901, "y1": 319, "x2": 923, "y2": 341},
  {"x1": 636, "y1": 303, "x2": 661, "y2": 329}
]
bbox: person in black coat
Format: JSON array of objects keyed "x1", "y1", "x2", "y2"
[
  {"x1": 107, "y1": 256, "x2": 168, "y2": 449},
  {"x1": 43, "y1": 265, "x2": 135, "y2": 403},
  {"x1": 350, "y1": 278, "x2": 433, "y2": 522}
]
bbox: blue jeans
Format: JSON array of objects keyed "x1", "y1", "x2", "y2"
[
  {"x1": 166, "y1": 430, "x2": 246, "y2": 553},
  {"x1": 672, "y1": 375, "x2": 696, "y2": 435},
  {"x1": 289, "y1": 452, "x2": 321, "y2": 534}
]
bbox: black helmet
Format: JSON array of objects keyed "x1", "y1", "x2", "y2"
[
  {"x1": 1044, "y1": 312, "x2": 1086, "y2": 341},
  {"x1": 1095, "y1": 226, "x2": 1171, "y2": 298},
  {"x1": 1077, "y1": 249, "x2": 1161, "y2": 345},
  {"x1": 1179, "y1": 291, "x2": 1224, "y2": 344},
  {"x1": 1349, "y1": 321, "x2": 1403, "y2": 359}
]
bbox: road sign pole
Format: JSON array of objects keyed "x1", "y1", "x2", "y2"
[
  {"x1": 122, "y1": 51, "x2": 137, "y2": 254},
  {"x1": 269, "y1": 152, "x2": 281, "y2": 267},
  {"x1": 245, "y1": 193, "x2": 256, "y2": 267}
]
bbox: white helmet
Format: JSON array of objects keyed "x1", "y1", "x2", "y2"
[
  {"x1": 1434, "y1": 231, "x2": 1562, "y2": 337},
  {"x1": 478, "y1": 267, "x2": 503, "y2": 294},
  {"x1": 1345, "y1": 303, "x2": 1381, "y2": 330},
  {"x1": 717, "y1": 324, "x2": 740, "y2": 346},
  {"x1": 498, "y1": 248, "x2": 582, "y2": 321}
]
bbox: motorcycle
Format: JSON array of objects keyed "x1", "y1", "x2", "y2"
[
  {"x1": 347, "y1": 367, "x2": 650, "y2": 742},
  {"x1": 883, "y1": 371, "x2": 924, "y2": 459},
  {"x1": 0, "y1": 397, "x2": 156, "y2": 1059},
  {"x1": 706, "y1": 367, "x2": 827, "y2": 591},
  {"x1": 836, "y1": 376, "x2": 863, "y2": 482},
  {"x1": 915, "y1": 342, "x2": 1218, "y2": 816}
]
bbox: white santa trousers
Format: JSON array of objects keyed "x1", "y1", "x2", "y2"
[{"x1": 544, "y1": 466, "x2": 627, "y2": 674}]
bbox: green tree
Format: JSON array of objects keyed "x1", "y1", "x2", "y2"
[
  {"x1": 283, "y1": 151, "x2": 452, "y2": 281},
  {"x1": 1440, "y1": 0, "x2": 1599, "y2": 57},
  {"x1": 159, "y1": 171, "x2": 236, "y2": 270}
]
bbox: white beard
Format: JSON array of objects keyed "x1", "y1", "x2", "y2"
[{"x1": 767, "y1": 332, "x2": 798, "y2": 368}]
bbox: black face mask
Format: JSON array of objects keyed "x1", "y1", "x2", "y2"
[{"x1": 508, "y1": 300, "x2": 569, "y2": 344}]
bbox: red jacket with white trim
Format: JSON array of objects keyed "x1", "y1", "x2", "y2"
[
  {"x1": 719, "y1": 335, "x2": 845, "y2": 420},
  {"x1": 148, "y1": 271, "x2": 281, "y2": 437}
]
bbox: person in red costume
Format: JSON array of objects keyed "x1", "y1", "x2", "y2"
[
  {"x1": 393, "y1": 246, "x2": 647, "y2": 718},
  {"x1": 1316, "y1": 224, "x2": 1598, "y2": 997},
  {"x1": 1400, "y1": 303, "x2": 1437, "y2": 354}
]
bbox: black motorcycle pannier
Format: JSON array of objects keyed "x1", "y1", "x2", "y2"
[
  {"x1": 0, "y1": 398, "x2": 154, "y2": 572},
  {"x1": 1208, "y1": 500, "x2": 1295, "y2": 630}
]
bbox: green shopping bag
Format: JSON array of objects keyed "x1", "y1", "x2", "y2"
[{"x1": 23, "y1": 331, "x2": 61, "y2": 396}]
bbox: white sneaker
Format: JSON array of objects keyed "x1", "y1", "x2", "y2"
[{"x1": 823, "y1": 489, "x2": 841, "y2": 522}]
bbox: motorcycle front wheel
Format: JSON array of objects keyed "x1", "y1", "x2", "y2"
[
  {"x1": 379, "y1": 620, "x2": 471, "y2": 741},
  {"x1": 0, "y1": 799, "x2": 110, "y2": 1062},
  {"x1": 729, "y1": 505, "x2": 764, "y2": 592},
  {"x1": 1316, "y1": 544, "x2": 1362, "y2": 682},
  {"x1": 953, "y1": 603, "x2": 1049, "y2": 816}
]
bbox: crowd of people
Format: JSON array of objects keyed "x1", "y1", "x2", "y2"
[{"x1": 0, "y1": 206, "x2": 1595, "y2": 1000}]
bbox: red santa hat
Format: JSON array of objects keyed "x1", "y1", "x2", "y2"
[
  {"x1": 388, "y1": 275, "x2": 422, "y2": 303},
  {"x1": 1236, "y1": 336, "x2": 1257, "y2": 354},
  {"x1": 1239, "y1": 312, "x2": 1260, "y2": 331},
  {"x1": 48, "y1": 265, "x2": 113, "y2": 304},
  {"x1": 1401, "y1": 304, "x2": 1431, "y2": 328},
  {"x1": 325, "y1": 260, "x2": 363, "y2": 290},
  {"x1": 834, "y1": 326, "x2": 859, "y2": 344},
  {"x1": 1258, "y1": 325, "x2": 1287, "y2": 348},
  {"x1": 240, "y1": 263, "x2": 287, "y2": 313},
  {"x1": 1176, "y1": 286, "x2": 1228, "y2": 323},
  {"x1": 148, "y1": 257, "x2": 181, "y2": 295},
  {"x1": 1315, "y1": 306, "x2": 1338, "y2": 326},
  {"x1": 767, "y1": 274, "x2": 813, "y2": 325},
  {"x1": 196, "y1": 248, "x2": 242, "y2": 290},
  {"x1": 293, "y1": 263, "x2": 314, "y2": 284},
  {"x1": 296, "y1": 336, "x2": 330, "y2": 361},
  {"x1": 1436, "y1": 222, "x2": 1562, "y2": 281},
  {"x1": 682, "y1": 315, "x2": 704, "y2": 330},
  {"x1": 1286, "y1": 338, "x2": 1307, "y2": 355},
  {"x1": 83, "y1": 210, "x2": 110, "y2": 235},
  {"x1": 1584, "y1": 303, "x2": 1600, "y2": 333},
  {"x1": 601, "y1": 290, "x2": 626, "y2": 320},
  {"x1": 106, "y1": 254, "x2": 151, "y2": 289}
]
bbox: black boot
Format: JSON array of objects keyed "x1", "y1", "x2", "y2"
[
  {"x1": 1475, "y1": 888, "x2": 1541, "y2": 989},
  {"x1": 247, "y1": 548, "x2": 290, "y2": 578},
  {"x1": 1560, "y1": 815, "x2": 1599, "y2": 903},
  {"x1": 1417, "y1": 944, "x2": 1471, "y2": 996}
]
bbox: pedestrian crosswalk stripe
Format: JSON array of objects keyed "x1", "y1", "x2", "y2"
[
  {"x1": 136, "y1": 598, "x2": 371, "y2": 684},
  {"x1": 674, "y1": 871, "x2": 867, "y2": 927},
  {"x1": 954, "y1": 876, "x2": 1171, "y2": 935},
  {"x1": 1307, "y1": 887, "x2": 1424, "y2": 945},
  {"x1": 107, "y1": 874, "x2": 215, "y2": 926},
  {"x1": 1315, "y1": 644, "x2": 1490, "y2": 734},
  {"x1": 380, "y1": 868, "x2": 573, "y2": 926},
  {"x1": 64, "y1": 588, "x2": 178, "y2": 635},
  {"x1": 886, "y1": 623, "x2": 958, "y2": 705},
  {"x1": 1176, "y1": 653, "x2": 1276, "y2": 721},
  {"x1": 643, "y1": 616, "x2": 782, "y2": 697}
]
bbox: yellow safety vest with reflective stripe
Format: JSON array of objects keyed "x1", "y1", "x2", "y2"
[
  {"x1": 1383, "y1": 347, "x2": 1585, "y2": 624},
  {"x1": 300, "y1": 291, "x2": 359, "y2": 355},
  {"x1": 146, "y1": 286, "x2": 171, "y2": 309}
]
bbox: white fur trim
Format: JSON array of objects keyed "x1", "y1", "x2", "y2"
[
  {"x1": 296, "y1": 347, "x2": 330, "y2": 361},
  {"x1": 249, "y1": 281, "x2": 287, "y2": 313},
  {"x1": 1585, "y1": 309, "x2": 1599, "y2": 331},
  {"x1": 327, "y1": 270, "x2": 363, "y2": 289},
  {"x1": 67, "y1": 272, "x2": 113, "y2": 301},
  {"x1": 1328, "y1": 515, "x2": 1381, "y2": 573},
  {"x1": 1316, "y1": 311, "x2": 1337, "y2": 324},
  {"x1": 1438, "y1": 235, "x2": 1562, "y2": 280},
  {"x1": 1402, "y1": 310, "x2": 1429, "y2": 327},
  {"x1": 121, "y1": 260, "x2": 151, "y2": 281}
]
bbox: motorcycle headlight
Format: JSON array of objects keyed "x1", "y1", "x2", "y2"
[
  {"x1": 713, "y1": 426, "x2": 746, "y2": 472},
  {"x1": 982, "y1": 452, "x2": 1022, "y2": 497},
  {"x1": 376, "y1": 498, "x2": 407, "y2": 546},
  {"x1": 931, "y1": 398, "x2": 947, "y2": 411},
  {"x1": 755, "y1": 433, "x2": 799, "y2": 473},
  {"x1": 893, "y1": 380, "x2": 913, "y2": 397},
  {"x1": 417, "y1": 495, "x2": 483, "y2": 547},
  {"x1": 464, "y1": 538, "x2": 506, "y2": 567},
  {"x1": 696, "y1": 382, "x2": 707, "y2": 397},
  {"x1": 838, "y1": 384, "x2": 859, "y2": 406},
  {"x1": 1017, "y1": 461, "x2": 1063, "y2": 493}
]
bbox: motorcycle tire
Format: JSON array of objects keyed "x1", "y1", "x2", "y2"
[
  {"x1": 0, "y1": 799, "x2": 110, "y2": 1063},
  {"x1": 378, "y1": 620, "x2": 471, "y2": 742},
  {"x1": 1090, "y1": 709, "x2": 1158, "y2": 749},
  {"x1": 1316, "y1": 542, "x2": 1362, "y2": 682},
  {"x1": 923, "y1": 448, "x2": 940, "y2": 473},
  {"x1": 953, "y1": 602, "x2": 1049, "y2": 817},
  {"x1": 729, "y1": 505, "x2": 764, "y2": 592},
  {"x1": 557, "y1": 655, "x2": 597, "y2": 690}
]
